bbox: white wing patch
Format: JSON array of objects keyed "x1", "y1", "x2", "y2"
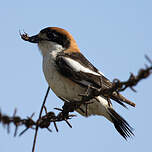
[
  {"x1": 64, "y1": 57, "x2": 101, "y2": 76},
  {"x1": 98, "y1": 70, "x2": 105, "y2": 76}
]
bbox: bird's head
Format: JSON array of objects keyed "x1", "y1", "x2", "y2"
[{"x1": 21, "y1": 27, "x2": 79, "y2": 56}]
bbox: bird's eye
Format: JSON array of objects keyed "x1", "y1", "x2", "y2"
[
  {"x1": 47, "y1": 32, "x2": 57, "y2": 40},
  {"x1": 47, "y1": 32, "x2": 53, "y2": 39}
]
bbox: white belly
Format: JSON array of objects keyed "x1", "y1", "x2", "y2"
[
  {"x1": 43, "y1": 55, "x2": 86, "y2": 101},
  {"x1": 42, "y1": 54, "x2": 110, "y2": 119}
]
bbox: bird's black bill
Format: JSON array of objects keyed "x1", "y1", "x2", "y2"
[{"x1": 27, "y1": 35, "x2": 40, "y2": 43}]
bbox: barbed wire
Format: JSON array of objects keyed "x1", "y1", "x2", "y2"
[
  {"x1": 0, "y1": 54, "x2": 152, "y2": 152},
  {"x1": 58, "y1": 55, "x2": 152, "y2": 115},
  {"x1": 0, "y1": 55, "x2": 152, "y2": 136},
  {"x1": 0, "y1": 108, "x2": 76, "y2": 137}
]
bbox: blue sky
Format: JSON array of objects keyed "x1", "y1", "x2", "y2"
[{"x1": 0, "y1": 0, "x2": 152, "y2": 151}]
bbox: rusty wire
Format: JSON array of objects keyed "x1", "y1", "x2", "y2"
[
  {"x1": 0, "y1": 54, "x2": 152, "y2": 152},
  {"x1": 0, "y1": 55, "x2": 152, "y2": 136},
  {"x1": 0, "y1": 108, "x2": 76, "y2": 137}
]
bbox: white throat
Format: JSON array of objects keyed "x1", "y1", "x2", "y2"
[{"x1": 38, "y1": 41, "x2": 64, "y2": 57}]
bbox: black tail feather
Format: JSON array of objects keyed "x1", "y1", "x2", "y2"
[
  {"x1": 110, "y1": 96, "x2": 128, "y2": 109},
  {"x1": 108, "y1": 108, "x2": 134, "y2": 140}
]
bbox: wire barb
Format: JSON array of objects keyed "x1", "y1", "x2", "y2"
[{"x1": 0, "y1": 55, "x2": 152, "y2": 151}]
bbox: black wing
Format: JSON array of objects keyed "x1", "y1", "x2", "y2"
[
  {"x1": 55, "y1": 52, "x2": 112, "y2": 89},
  {"x1": 55, "y1": 52, "x2": 134, "y2": 108}
]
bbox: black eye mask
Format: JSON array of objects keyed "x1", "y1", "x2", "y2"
[{"x1": 40, "y1": 28, "x2": 70, "y2": 49}]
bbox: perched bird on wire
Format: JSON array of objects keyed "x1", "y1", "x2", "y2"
[{"x1": 21, "y1": 27, "x2": 135, "y2": 139}]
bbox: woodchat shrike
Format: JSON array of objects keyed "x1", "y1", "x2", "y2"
[{"x1": 21, "y1": 27, "x2": 135, "y2": 139}]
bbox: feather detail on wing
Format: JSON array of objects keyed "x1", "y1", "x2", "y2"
[{"x1": 55, "y1": 52, "x2": 135, "y2": 107}]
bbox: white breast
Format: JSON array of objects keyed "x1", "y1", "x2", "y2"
[
  {"x1": 42, "y1": 52, "x2": 86, "y2": 101},
  {"x1": 38, "y1": 41, "x2": 110, "y2": 119}
]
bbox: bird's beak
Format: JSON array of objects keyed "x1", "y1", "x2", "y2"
[
  {"x1": 21, "y1": 33, "x2": 42, "y2": 43},
  {"x1": 27, "y1": 35, "x2": 41, "y2": 43}
]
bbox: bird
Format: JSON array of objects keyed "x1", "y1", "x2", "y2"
[{"x1": 21, "y1": 27, "x2": 135, "y2": 139}]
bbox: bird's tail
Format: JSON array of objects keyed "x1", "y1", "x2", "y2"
[
  {"x1": 111, "y1": 92, "x2": 136, "y2": 107},
  {"x1": 107, "y1": 107, "x2": 134, "y2": 139}
]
